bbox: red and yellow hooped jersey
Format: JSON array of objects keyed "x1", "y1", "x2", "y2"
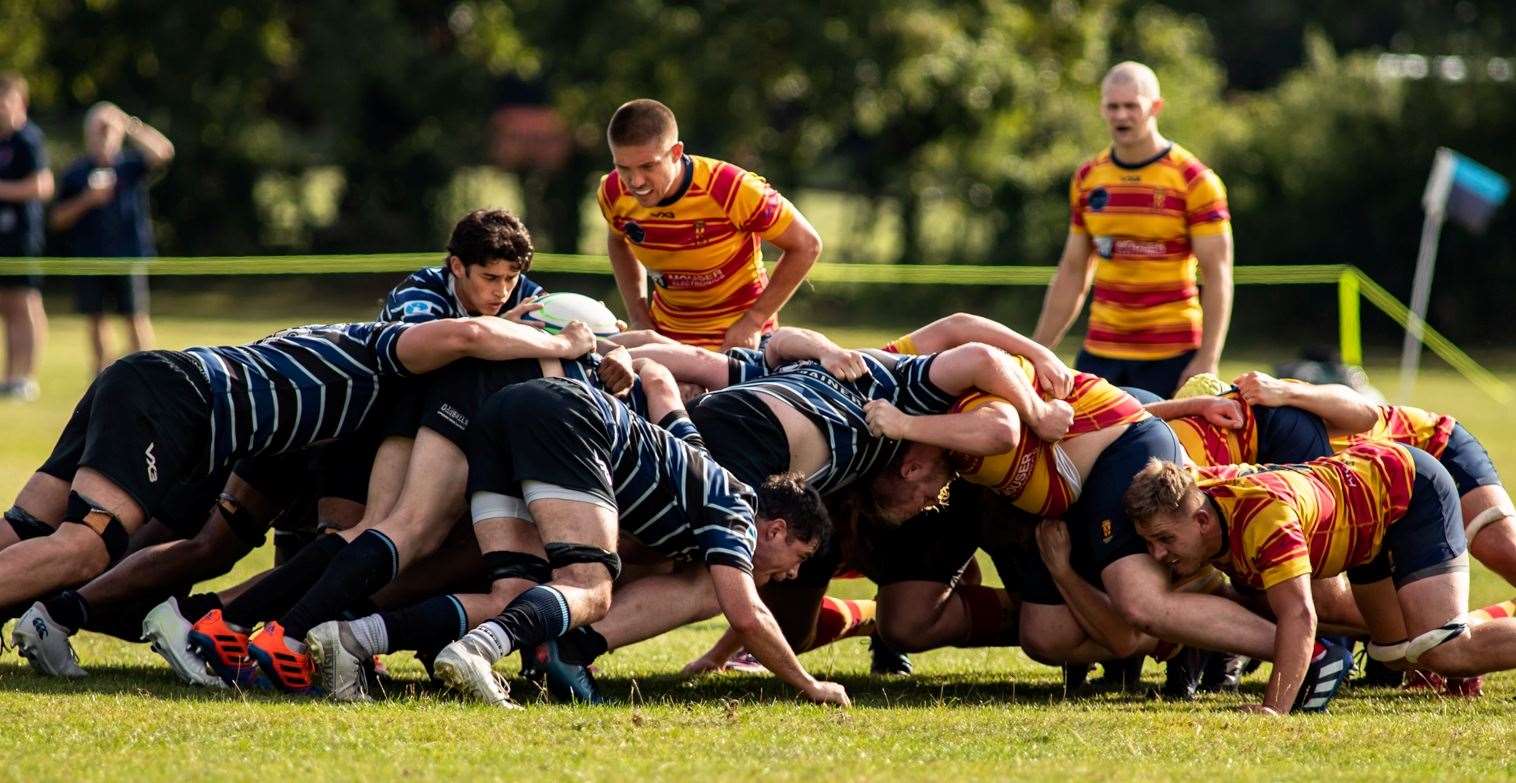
[
  {"x1": 598, "y1": 155, "x2": 796, "y2": 347},
  {"x1": 951, "y1": 355, "x2": 1149, "y2": 517},
  {"x1": 1069, "y1": 144, "x2": 1230, "y2": 360},
  {"x1": 1330, "y1": 404, "x2": 1457, "y2": 459},
  {"x1": 1196, "y1": 441, "x2": 1416, "y2": 590},
  {"x1": 1169, "y1": 389, "x2": 1259, "y2": 468}
]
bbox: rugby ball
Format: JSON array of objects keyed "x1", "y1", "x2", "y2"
[{"x1": 521, "y1": 292, "x2": 621, "y2": 337}]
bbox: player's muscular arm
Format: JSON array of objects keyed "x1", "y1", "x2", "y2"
[
  {"x1": 863, "y1": 399, "x2": 1019, "y2": 456},
  {"x1": 1144, "y1": 396, "x2": 1246, "y2": 429},
  {"x1": 1233, "y1": 372, "x2": 1378, "y2": 436},
  {"x1": 607, "y1": 230, "x2": 655, "y2": 331},
  {"x1": 903, "y1": 313, "x2": 1075, "y2": 398},
  {"x1": 1032, "y1": 232, "x2": 1097, "y2": 348},
  {"x1": 765, "y1": 327, "x2": 867, "y2": 380},
  {"x1": 0, "y1": 170, "x2": 53, "y2": 203},
  {"x1": 1260, "y1": 573, "x2": 1316, "y2": 715},
  {"x1": 396, "y1": 317, "x2": 592, "y2": 374},
  {"x1": 632, "y1": 358, "x2": 686, "y2": 424},
  {"x1": 1180, "y1": 232, "x2": 1235, "y2": 387},
  {"x1": 1036, "y1": 520, "x2": 1152, "y2": 658},
  {"x1": 627, "y1": 343, "x2": 731, "y2": 390},
  {"x1": 927, "y1": 343, "x2": 1074, "y2": 442},
  {"x1": 710, "y1": 564, "x2": 849, "y2": 706},
  {"x1": 724, "y1": 214, "x2": 823, "y2": 350}
]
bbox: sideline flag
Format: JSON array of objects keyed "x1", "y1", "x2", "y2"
[{"x1": 1423, "y1": 147, "x2": 1510, "y2": 232}]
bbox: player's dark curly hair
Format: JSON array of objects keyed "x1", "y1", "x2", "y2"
[
  {"x1": 607, "y1": 98, "x2": 677, "y2": 147},
  {"x1": 446, "y1": 208, "x2": 533, "y2": 271},
  {"x1": 755, "y1": 472, "x2": 830, "y2": 550}
]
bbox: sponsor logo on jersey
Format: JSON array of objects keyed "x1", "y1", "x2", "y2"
[
  {"x1": 404, "y1": 301, "x2": 432, "y2": 317},
  {"x1": 624, "y1": 220, "x2": 646, "y2": 244},
  {"x1": 1089, "y1": 187, "x2": 1109, "y2": 211}
]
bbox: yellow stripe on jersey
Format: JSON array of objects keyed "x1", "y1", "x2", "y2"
[
  {"x1": 598, "y1": 155, "x2": 797, "y2": 348},
  {"x1": 1330, "y1": 404, "x2": 1457, "y2": 459},
  {"x1": 1069, "y1": 144, "x2": 1230, "y2": 360}
]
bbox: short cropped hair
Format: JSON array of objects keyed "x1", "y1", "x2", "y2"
[
  {"x1": 0, "y1": 72, "x2": 29, "y2": 102},
  {"x1": 1121, "y1": 458, "x2": 1196, "y2": 528},
  {"x1": 607, "y1": 99, "x2": 677, "y2": 148},
  {"x1": 446, "y1": 209, "x2": 534, "y2": 270},
  {"x1": 756, "y1": 472, "x2": 830, "y2": 550},
  {"x1": 1102, "y1": 61, "x2": 1161, "y2": 99}
]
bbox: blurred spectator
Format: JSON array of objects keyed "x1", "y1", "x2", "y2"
[
  {"x1": 50, "y1": 101, "x2": 173, "y2": 374},
  {"x1": 0, "y1": 72, "x2": 53, "y2": 401}
]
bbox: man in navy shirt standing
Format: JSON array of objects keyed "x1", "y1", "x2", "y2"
[
  {"x1": 0, "y1": 73, "x2": 54, "y2": 401},
  {"x1": 50, "y1": 101, "x2": 173, "y2": 375}
]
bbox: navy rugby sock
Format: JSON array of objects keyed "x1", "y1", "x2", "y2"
[
  {"x1": 375, "y1": 594, "x2": 469, "y2": 654},
  {"x1": 556, "y1": 625, "x2": 609, "y2": 665},
  {"x1": 41, "y1": 590, "x2": 89, "y2": 634},
  {"x1": 475, "y1": 585, "x2": 572, "y2": 661},
  {"x1": 223, "y1": 534, "x2": 347, "y2": 628},
  {"x1": 279, "y1": 530, "x2": 399, "y2": 640},
  {"x1": 176, "y1": 592, "x2": 222, "y2": 622}
]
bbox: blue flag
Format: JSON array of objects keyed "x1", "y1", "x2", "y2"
[{"x1": 1424, "y1": 148, "x2": 1510, "y2": 233}]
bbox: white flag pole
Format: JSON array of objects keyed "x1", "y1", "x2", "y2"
[{"x1": 1399, "y1": 148, "x2": 1455, "y2": 402}]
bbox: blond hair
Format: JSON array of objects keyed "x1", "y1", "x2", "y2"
[
  {"x1": 1122, "y1": 457, "x2": 1196, "y2": 528},
  {"x1": 1102, "y1": 61, "x2": 1161, "y2": 99}
]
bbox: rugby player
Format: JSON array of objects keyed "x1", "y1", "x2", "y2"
[
  {"x1": 1126, "y1": 443, "x2": 1516, "y2": 714},
  {"x1": 380, "y1": 208, "x2": 545, "y2": 324},
  {"x1": 599, "y1": 99, "x2": 821, "y2": 350},
  {"x1": 1033, "y1": 62, "x2": 1233, "y2": 397}
]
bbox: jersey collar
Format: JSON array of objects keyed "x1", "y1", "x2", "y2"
[
  {"x1": 1207, "y1": 494, "x2": 1231, "y2": 562},
  {"x1": 1109, "y1": 144, "x2": 1173, "y2": 170},
  {"x1": 656, "y1": 155, "x2": 695, "y2": 207}
]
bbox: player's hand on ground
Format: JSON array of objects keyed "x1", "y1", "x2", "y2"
[
  {"x1": 681, "y1": 654, "x2": 730, "y2": 677},
  {"x1": 1237, "y1": 703, "x2": 1283, "y2": 716},
  {"x1": 558, "y1": 320, "x2": 595, "y2": 357},
  {"x1": 1035, "y1": 519, "x2": 1074, "y2": 574},
  {"x1": 1032, "y1": 399, "x2": 1075, "y2": 442},
  {"x1": 863, "y1": 399, "x2": 910, "y2": 440},
  {"x1": 803, "y1": 680, "x2": 851, "y2": 707},
  {"x1": 1233, "y1": 371, "x2": 1290, "y2": 407},
  {"x1": 1196, "y1": 396, "x2": 1245, "y2": 429},
  {"x1": 598, "y1": 346, "x2": 635, "y2": 396},
  {"x1": 822, "y1": 348, "x2": 869, "y2": 381},
  {"x1": 1032, "y1": 354, "x2": 1077, "y2": 399},
  {"x1": 503, "y1": 295, "x2": 545, "y2": 327},
  {"x1": 721, "y1": 315, "x2": 764, "y2": 351}
]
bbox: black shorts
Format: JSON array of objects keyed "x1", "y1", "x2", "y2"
[
  {"x1": 376, "y1": 377, "x2": 426, "y2": 440},
  {"x1": 1075, "y1": 350, "x2": 1196, "y2": 398},
  {"x1": 418, "y1": 357, "x2": 546, "y2": 449},
  {"x1": 152, "y1": 467, "x2": 233, "y2": 539},
  {"x1": 859, "y1": 483, "x2": 1034, "y2": 588},
  {"x1": 0, "y1": 274, "x2": 41, "y2": 289},
  {"x1": 466, "y1": 377, "x2": 615, "y2": 506},
  {"x1": 688, "y1": 390, "x2": 790, "y2": 488},
  {"x1": 74, "y1": 274, "x2": 148, "y2": 315},
  {"x1": 1062, "y1": 417, "x2": 1185, "y2": 588},
  {"x1": 309, "y1": 425, "x2": 386, "y2": 504},
  {"x1": 1255, "y1": 405, "x2": 1332, "y2": 465},
  {"x1": 1441, "y1": 423, "x2": 1502, "y2": 497},
  {"x1": 1348, "y1": 447, "x2": 1467, "y2": 587},
  {"x1": 37, "y1": 351, "x2": 212, "y2": 522}
]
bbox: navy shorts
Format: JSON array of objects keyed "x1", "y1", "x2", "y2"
[
  {"x1": 1075, "y1": 349, "x2": 1196, "y2": 398},
  {"x1": 1121, "y1": 386, "x2": 1164, "y2": 405},
  {"x1": 75, "y1": 274, "x2": 148, "y2": 315},
  {"x1": 1254, "y1": 405, "x2": 1332, "y2": 465},
  {"x1": 1347, "y1": 447, "x2": 1466, "y2": 587},
  {"x1": 1441, "y1": 423, "x2": 1502, "y2": 497},
  {"x1": 465, "y1": 377, "x2": 615, "y2": 507},
  {"x1": 0, "y1": 274, "x2": 41, "y2": 289}
]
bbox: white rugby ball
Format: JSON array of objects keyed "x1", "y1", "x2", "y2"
[{"x1": 522, "y1": 292, "x2": 621, "y2": 337}]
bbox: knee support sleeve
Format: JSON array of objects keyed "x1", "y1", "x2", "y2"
[
  {"x1": 1465, "y1": 505, "x2": 1516, "y2": 543},
  {"x1": 64, "y1": 491, "x2": 128, "y2": 560},
  {"x1": 483, "y1": 550, "x2": 552, "y2": 584},
  {"x1": 1404, "y1": 619, "x2": 1470, "y2": 665},
  {"x1": 471, "y1": 492, "x2": 533, "y2": 525},
  {"x1": 5, "y1": 506, "x2": 53, "y2": 540},
  {"x1": 545, "y1": 542, "x2": 622, "y2": 581},
  {"x1": 216, "y1": 493, "x2": 267, "y2": 548}
]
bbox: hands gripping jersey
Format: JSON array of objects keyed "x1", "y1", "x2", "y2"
[
  {"x1": 1329, "y1": 404, "x2": 1457, "y2": 458},
  {"x1": 1070, "y1": 144, "x2": 1230, "y2": 360},
  {"x1": 598, "y1": 155, "x2": 797, "y2": 347},
  {"x1": 1169, "y1": 388, "x2": 1260, "y2": 467},
  {"x1": 185, "y1": 322, "x2": 415, "y2": 469},
  {"x1": 1196, "y1": 442, "x2": 1416, "y2": 590},
  {"x1": 951, "y1": 356, "x2": 1149, "y2": 517},
  {"x1": 379, "y1": 265, "x2": 544, "y2": 323}
]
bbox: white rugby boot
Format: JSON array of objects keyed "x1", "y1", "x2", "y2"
[
  {"x1": 433, "y1": 634, "x2": 521, "y2": 709},
  {"x1": 142, "y1": 596, "x2": 226, "y2": 689},
  {"x1": 12, "y1": 603, "x2": 87, "y2": 678},
  {"x1": 306, "y1": 621, "x2": 372, "y2": 703}
]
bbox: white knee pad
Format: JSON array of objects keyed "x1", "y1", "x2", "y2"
[
  {"x1": 471, "y1": 492, "x2": 533, "y2": 525},
  {"x1": 1366, "y1": 639, "x2": 1409, "y2": 664},
  {"x1": 1404, "y1": 618, "x2": 1470, "y2": 665},
  {"x1": 1465, "y1": 505, "x2": 1516, "y2": 543}
]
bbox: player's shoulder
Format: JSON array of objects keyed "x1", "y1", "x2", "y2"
[
  {"x1": 14, "y1": 121, "x2": 45, "y2": 147},
  {"x1": 597, "y1": 169, "x2": 625, "y2": 206},
  {"x1": 690, "y1": 155, "x2": 755, "y2": 207},
  {"x1": 1073, "y1": 148, "x2": 1112, "y2": 182},
  {"x1": 1164, "y1": 143, "x2": 1220, "y2": 185}
]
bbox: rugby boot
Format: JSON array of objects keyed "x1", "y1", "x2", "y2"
[
  {"x1": 186, "y1": 609, "x2": 261, "y2": 688},
  {"x1": 723, "y1": 650, "x2": 767, "y2": 673},
  {"x1": 869, "y1": 633, "x2": 913, "y2": 676},
  {"x1": 434, "y1": 634, "x2": 520, "y2": 709},
  {"x1": 1292, "y1": 639, "x2": 1353, "y2": 713},
  {"x1": 528, "y1": 639, "x2": 606, "y2": 704},
  {"x1": 1444, "y1": 675, "x2": 1484, "y2": 698},
  {"x1": 247, "y1": 622, "x2": 318, "y2": 695},
  {"x1": 306, "y1": 621, "x2": 371, "y2": 702},
  {"x1": 1355, "y1": 653, "x2": 1404, "y2": 688},
  {"x1": 1094, "y1": 654, "x2": 1146, "y2": 693},
  {"x1": 1160, "y1": 647, "x2": 1203, "y2": 701},
  {"x1": 1403, "y1": 668, "x2": 1447, "y2": 692},
  {"x1": 12, "y1": 603, "x2": 86, "y2": 678},
  {"x1": 1199, "y1": 652, "x2": 1247, "y2": 692},
  {"x1": 143, "y1": 596, "x2": 226, "y2": 689},
  {"x1": 1062, "y1": 663, "x2": 1092, "y2": 695}
]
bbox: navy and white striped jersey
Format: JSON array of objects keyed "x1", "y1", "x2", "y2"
[
  {"x1": 724, "y1": 346, "x2": 771, "y2": 386},
  {"x1": 702, "y1": 353, "x2": 954, "y2": 495},
  {"x1": 185, "y1": 322, "x2": 415, "y2": 470},
  {"x1": 379, "y1": 265, "x2": 544, "y2": 323},
  {"x1": 572, "y1": 379, "x2": 758, "y2": 572}
]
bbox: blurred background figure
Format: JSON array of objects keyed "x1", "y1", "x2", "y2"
[
  {"x1": 49, "y1": 101, "x2": 173, "y2": 375},
  {"x1": 0, "y1": 72, "x2": 53, "y2": 401}
]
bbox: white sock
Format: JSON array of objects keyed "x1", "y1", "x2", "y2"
[
  {"x1": 348, "y1": 615, "x2": 389, "y2": 657},
  {"x1": 467, "y1": 621, "x2": 514, "y2": 663}
]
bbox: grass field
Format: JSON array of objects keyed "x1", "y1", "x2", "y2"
[{"x1": 3, "y1": 312, "x2": 1516, "y2": 782}]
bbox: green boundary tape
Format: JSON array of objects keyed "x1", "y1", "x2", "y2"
[{"x1": 0, "y1": 255, "x2": 1506, "y2": 402}]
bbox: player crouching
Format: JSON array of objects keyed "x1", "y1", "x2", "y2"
[{"x1": 1125, "y1": 442, "x2": 1516, "y2": 715}]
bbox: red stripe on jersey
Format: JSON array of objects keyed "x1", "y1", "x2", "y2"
[
  {"x1": 707, "y1": 162, "x2": 746, "y2": 213},
  {"x1": 742, "y1": 188, "x2": 786, "y2": 233},
  {"x1": 1088, "y1": 190, "x2": 1189, "y2": 214},
  {"x1": 1086, "y1": 325, "x2": 1204, "y2": 344},
  {"x1": 1179, "y1": 159, "x2": 1209, "y2": 185},
  {"x1": 1188, "y1": 207, "x2": 1230, "y2": 225},
  {"x1": 1092, "y1": 285, "x2": 1200, "y2": 308},
  {"x1": 601, "y1": 172, "x2": 624, "y2": 204}
]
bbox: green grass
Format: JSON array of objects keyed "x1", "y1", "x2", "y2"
[{"x1": 3, "y1": 313, "x2": 1516, "y2": 781}]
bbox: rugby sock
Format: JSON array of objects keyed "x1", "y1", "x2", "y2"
[
  {"x1": 223, "y1": 533, "x2": 348, "y2": 628},
  {"x1": 804, "y1": 596, "x2": 875, "y2": 652},
  {"x1": 279, "y1": 530, "x2": 399, "y2": 640},
  {"x1": 375, "y1": 594, "x2": 469, "y2": 655},
  {"x1": 1470, "y1": 599, "x2": 1516, "y2": 624},
  {"x1": 41, "y1": 590, "x2": 89, "y2": 634},
  {"x1": 957, "y1": 584, "x2": 1020, "y2": 647},
  {"x1": 473, "y1": 585, "x2": 572, "y2": 663},
  {"x1": 176, "y1": 592, "x2": 223, "y2": 623},
  {"x1": 556, "y1": 625, "x2": 610, "y2": 665},
  {"x1": 347, "y1": 614, "x2": 391, "y2": 657}
]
